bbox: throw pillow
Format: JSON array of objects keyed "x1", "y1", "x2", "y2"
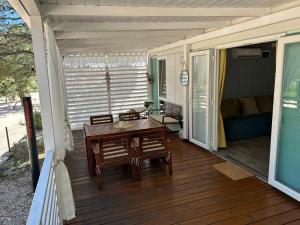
[
  {"x1": 238, "y1": 97, "x2": 260, "y2": 116},
  {"x1": 255, "y1": 96, "x2": 273, "y2": 114},
  {"x1": 221, "y1": 99, "x2": 240, "y2": 118}
]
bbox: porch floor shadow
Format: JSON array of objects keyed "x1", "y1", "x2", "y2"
[{"x1": 65, "y1": 130, "x2": 300, "y2": 225}]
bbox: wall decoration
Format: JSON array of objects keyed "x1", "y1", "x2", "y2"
[{"x1": 180, "y1": 62, "x2": 189, "y2": 86}]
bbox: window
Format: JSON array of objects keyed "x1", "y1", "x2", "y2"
[{"x1": 158, "y1": 59, "x2": 167, "y2": 98}]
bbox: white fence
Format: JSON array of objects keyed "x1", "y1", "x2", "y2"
[{"x1": 26, "y1": 151, "x2": 62, "y2": 225}]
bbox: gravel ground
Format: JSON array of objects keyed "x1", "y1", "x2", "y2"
[{"x1": 0, "y1": 168, "x2": 33, "y2": 225}]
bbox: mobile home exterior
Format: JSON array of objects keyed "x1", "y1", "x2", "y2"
[{"x1": 148, "y1": 6, "x2": 300, "y2": 201}]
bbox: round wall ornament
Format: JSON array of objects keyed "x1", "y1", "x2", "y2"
[{"x1": 180, "y1": 62, "x2": 189, "y2": 86}]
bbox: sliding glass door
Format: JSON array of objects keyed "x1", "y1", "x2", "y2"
[
  {"x1": 189, "y1": 50, "x2": 212, "y2": 149},
  {"x1": 269, "y1": 35, "x2": 300, "y2": 201}
]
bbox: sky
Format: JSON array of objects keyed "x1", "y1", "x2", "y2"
[{"x1": 0, "y1": 0, "x2": 24, "y2": 28}]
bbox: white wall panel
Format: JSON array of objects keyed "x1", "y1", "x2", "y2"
[
  {"x1": 161, "y1": 52, "x2": 184, "y2": 106},
  {"x1": 166, "y1": 54, "x2": 176, "y2": 103},
  {"x1": 175, "y1": 53, "x2": 184, "y2": 105}
]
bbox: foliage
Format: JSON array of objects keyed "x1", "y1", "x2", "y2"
[
  {"x1": 0, "y1": 0, "x2": 37, "y2": 102},
  {"x1": 0, "y1": 133, "x2": 45, "y2": 173},
  {"x1": 33, "y1": 111, "x2": 42, "y2": 130}
]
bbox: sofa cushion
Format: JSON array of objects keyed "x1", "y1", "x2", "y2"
[
  {"x1": 238, "y1": 97, "x2": 260, "y2": 116},
  {"x1": 256, "y1": 96, "x2": 273, "y2": 114},
  {"x1": 149, "y1": 114, "x2": 179, "y2": 124},
  {"x1": 224, "y1": 113, "x2": 272, "y2": 140},
  {"x1": 221, "y1": 99, "x2": 240, "y2": 118}
]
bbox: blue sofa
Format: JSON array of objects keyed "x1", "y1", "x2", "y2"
[{"x1": 223, "y1": 113, "x2": 272, "y2": 141}]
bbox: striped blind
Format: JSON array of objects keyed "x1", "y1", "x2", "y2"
[{"x1": 63, "y1": 52, "x2": 148, "y2": 129}]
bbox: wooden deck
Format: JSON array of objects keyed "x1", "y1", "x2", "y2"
[{"x1": 65, "y1": 130, "x2": 300, "y2": 225}]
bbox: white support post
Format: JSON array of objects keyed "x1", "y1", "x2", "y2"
[
  {"x1": 182, "y1": 44, "x2": 190, "y2": 140},
  {"x1": 30, "y1": 16, "x2": 56, "y2": 151}
]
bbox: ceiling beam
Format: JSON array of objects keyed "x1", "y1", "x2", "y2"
[
  {"x1": 58, "y1": 41, "x2": 174, "y2": 51},
  {"x1": 7, "y1": 0, "x2": 31, "y2": 27},
  {"x1": 61, "y1": 48, "x2": 149, "y2": 54},
  {"x1": 57, "y1": 37, "x2": 180, "y2": 47},
  {"x1": 52, "y1": 21, "x2": 227, "y2": 31},
  {"x1": 55, "y1": 30, "x2": 204, "y2": 39},
  {"x1": 59, "y1": 42, "x2": 159, "y2": 50},
  {"x1": 22, "y1": 0, "x2": 41, "y2": 16},
  {"x1": 42, "y1": 4, "x2": 268, "y2": 17}
]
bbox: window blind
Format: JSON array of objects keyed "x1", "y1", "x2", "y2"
[{"x1": 63, "y1": 52, "x2": 148, "y2": 129}]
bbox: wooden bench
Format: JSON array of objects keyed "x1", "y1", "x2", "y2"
[{"x1": 149, "y1": 101, "x2": 182, "y2": 128}]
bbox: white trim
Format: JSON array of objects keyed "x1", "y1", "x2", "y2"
[
  {"x1": 212, "y1": 49, "x2": 219, "y2": 151},
  {"x1": 182, "y1": 44, "x2": 190, "y2": 140},
  {"x1": 189, "y1": 50, "x2": 211, "y2": 150},
  {"x1": 268, "y1": 34, "x2": 300, "y2": 202},
  {"x1": 215, "y1": 33, "x2": 285, "y2": 49},
  {"x1": 148, "y1": 6, "x2": 300, "y2": 54},
  {"x1": 150, "y1": 47, "x2": 184, "y2": 58}
]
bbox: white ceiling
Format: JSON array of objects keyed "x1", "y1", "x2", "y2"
[{"x1": 38, "y1": 0, "x2": 300, "y2": 53}]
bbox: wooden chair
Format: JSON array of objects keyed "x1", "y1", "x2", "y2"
[
  {"x1": 90, "y1": 114, "x2": 113, "y2": 125},
  {"x1": 92, "y1": 134, "x2": 137, "y2": 190},
  {"x1": 132, "y1": 127, "x2": 172, "y2": 180},
  {"x1": 119, "y1": 112, "x2": 140, "y2": 121}
]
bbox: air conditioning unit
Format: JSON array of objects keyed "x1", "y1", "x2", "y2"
[{"x1": 232, "y1": 48, "x2": 262, "y2": 58}]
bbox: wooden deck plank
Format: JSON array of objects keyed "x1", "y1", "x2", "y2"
[{"x1": 65, "y1": 130, "x2": 300, "y2": 225}]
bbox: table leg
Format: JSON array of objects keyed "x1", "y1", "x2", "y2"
[{"x1": 86, "y1": 137, "x2": 96, "y2": 176}]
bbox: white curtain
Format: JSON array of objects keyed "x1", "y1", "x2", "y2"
[
  {"x1": 44, "y1": 21, "x2": 75, "y2": 221},
  {"x1": 57, "y1": 46, "x2": 74, "y2": 152}
]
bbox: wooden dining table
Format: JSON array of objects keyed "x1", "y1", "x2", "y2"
[{"x1": 83, "y1": 118, "x2": 163, "y2": 176}]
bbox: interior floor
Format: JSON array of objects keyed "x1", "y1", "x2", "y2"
[{"x1": 218, "y1": 136, "x2": 270, "y2": 178}]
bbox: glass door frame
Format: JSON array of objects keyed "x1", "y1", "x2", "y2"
[
  {"x1": 269, "y1": 34, "x2": 300, "y2": 201},
  {"x1": 189, "y1": 50, "x2": 212, "y2": 150}
]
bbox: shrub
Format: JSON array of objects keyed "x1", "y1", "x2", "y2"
[{"x1": 33, "y1": 111, "x2": 42, "y2": 130}]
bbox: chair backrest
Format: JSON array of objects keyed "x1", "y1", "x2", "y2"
[
  {"x1": 92, "y1": 134, "x2": 132, "y2": 166},
  {"x1": 119, "y1": 112, "x2": 140, "y2": 121},
  {"x1": 138, "y1": 128, "x2": 169, "y2": 157},
  {"x1": 163, "y1": 102, "x2": 182, "y2": 119},
  {"x1": 90, "y1": 114, "x2": 113, "y2": 125}
]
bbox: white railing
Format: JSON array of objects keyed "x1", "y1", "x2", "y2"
[{"x1": 26, "y1": 151, "x2": 62, "y2": 225}]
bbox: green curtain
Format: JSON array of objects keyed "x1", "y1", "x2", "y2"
[{"x1": 151, "y1": 58, "x2": 159, "y2": 109}]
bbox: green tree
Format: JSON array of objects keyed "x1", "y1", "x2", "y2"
[{"x1": 0, "y1": 0, "x2": 37, "y2": 104}]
